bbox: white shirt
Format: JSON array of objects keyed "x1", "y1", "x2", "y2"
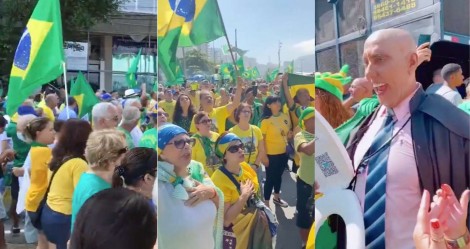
[
  {"x1": 157, "y1": 181, "x2": 216, "y2": 249},
  {"x1": 130, "y1": 126, "x2": 143, "y2": 147},
  {"x1": 434, "y1": 84, "x2": 463, "y2": 106}
]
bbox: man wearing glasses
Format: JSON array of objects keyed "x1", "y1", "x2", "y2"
[{"x1": 91, "y1": 102, "x2": 120, "y2": 130}]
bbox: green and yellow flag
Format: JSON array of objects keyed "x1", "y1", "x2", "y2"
[
  {"x1": 236, "y1": 57, "x2": 245, "y2": 74},
  {"x1": 126, "y1": 48, "x2": 142, "y2": 89},
  {"x1": 287, "y1": 60, "x2": 294, "y2": 73},
  {"x1": 252, "y1": 67, "x2": 260, "y2": 79},
  {"x1": 266, "y1": 68, "x2": 279, "y2": 83},
  {"x1": 158, "y1": 0, "x2": 185, "y2": 84},
  {"x1": 176, "y1": 0, "x2": 226, "y2": 47},
  {"x1": 6, "y1": 0, "x2": 64, "y2": 116},
  {"x1": 70, "y1": 72, "x2": 100, "y2": 118}
]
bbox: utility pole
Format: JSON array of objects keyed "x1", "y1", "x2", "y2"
[
  {"x1": 235, "y1": 29, "x2": 238, "y2": 62},
  {"x1": 278, "y1": 41, "x2": 282, "y2": 69}
]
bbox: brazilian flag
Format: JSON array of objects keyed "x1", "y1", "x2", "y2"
[
  {"x1": 70, "y1": 72, "x2": 99, "y2": 118},
  {"x1": 176, "y1": 0, "x2": 226, "y2": 47},
  {"x1": 252, "y1": 67, "x2": 260, "y2": 79},
  {"x1": 287, "y1": 60, "x2": 294, "y2": 73},
  {"x1": 6, "y1": 0, "x2": 64, "y2": 116},
  {"x1": 236, "y1": 57, "x2": 245, "y2": 74},
  {"x1": 158, "y1": 0, "x2": 185, "y2": 84},
  {"x1": 126, "y1": 48, "x2": 142, "y2": 89}
]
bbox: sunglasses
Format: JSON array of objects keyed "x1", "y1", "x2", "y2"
[
  {"x1": 106, "y1": 116, "x2": 119, "y2": 122},
  {"x1": 139, "y1": 107, "x2": 145, "y2": 112},
  {"x1": 226, "y1": 143, "x2": 244, "y2": 153},
  {"x1": 157, "y1": 112, "x2": 169, "y2": 117},
  {"x1": 167, "y1": 138, "x2": 196, "y2": 149},
  {"x1": 197, "y1": 119, "x2": 212, "y2": 125}
]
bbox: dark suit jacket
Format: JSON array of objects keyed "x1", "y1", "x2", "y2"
[{"x1": 346, "y1": 86, "x2": 470, "y2": 223}]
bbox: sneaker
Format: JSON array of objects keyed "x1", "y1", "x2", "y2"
[{"x1": 273, "y1": 198, "x2": 288, "y2": 208}]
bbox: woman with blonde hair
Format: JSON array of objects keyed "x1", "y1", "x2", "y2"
[
  {"x1": 23, "y1": 117, "x2": 56, "y2": 249},
  {"x1": 71, "y1": 129, "x2": 127, "y2": 230}
]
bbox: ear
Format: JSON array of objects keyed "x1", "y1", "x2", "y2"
[{"x1": 409, "y1": 52, "x2": 419, "y2": 73}]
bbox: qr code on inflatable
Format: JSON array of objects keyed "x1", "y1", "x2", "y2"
[{"x1": 315, "y1": 152, "x2": 339, "y2": 177}]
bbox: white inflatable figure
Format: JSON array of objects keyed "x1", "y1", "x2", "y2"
[{"x1": 315, "y1": 112, "x2": 365, "y2": 249}]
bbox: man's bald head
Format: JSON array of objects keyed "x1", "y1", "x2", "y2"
[
  {"x1": 45, "y1": 94, "x2": 59, "y2": 108},
  {"x1": 352, "y1": 77, "x2": 373, "y2": 92},
  {"x1": 363, "y1": 28, "x2": 420, "y2": 108},
  {"x1": 366, "y1": 28, "x2": 417, "y2": 54}
]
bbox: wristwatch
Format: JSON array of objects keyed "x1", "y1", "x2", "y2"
[{"x1": 446, "y1": 230, "x2": 470, "y2": 249}]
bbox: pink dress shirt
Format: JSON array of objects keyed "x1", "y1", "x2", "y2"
[{"x1": 353, "y1": 85, "x2": 421, "y2": 249}]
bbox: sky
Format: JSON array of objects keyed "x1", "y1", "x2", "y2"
[{"x1": 214, "y1": 0, "x2": 314, "y2": 65}]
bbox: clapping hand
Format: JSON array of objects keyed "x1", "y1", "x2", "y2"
[{"x1": 413, "y1": 185, "x2": 470, "y2": 249}]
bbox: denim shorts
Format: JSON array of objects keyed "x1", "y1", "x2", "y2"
[
  {"x1": 0, "y1": 194, "x2": 7, "y2": 220},
  {"x1": 296, "y1": 176, "x2": 314, "y2": 229},
  {"x1": 41, "y1": 204, "x2": 71, "y2": 249}
]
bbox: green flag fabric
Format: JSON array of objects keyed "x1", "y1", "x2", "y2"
[
  {"x1": 70, "y1": 72, "x2": 100, "y2": 118},
  {"x1": 6, "y1": 0, "x2": 64, "y2": 116},
  {"x1": 252, "y1": 67, "x2": 260, "y2": 79},
  {"x1": 126, "y1": 49, "x2": 142, "y2": 89},
  {"x1": 177, "y1": 0, "x2": 226, "y2": 47},
  {"x1": 266, "y1": 68, "x2": 279, "y2": 83},
  {"x1": 236, "y1": 57, "x2": 245, "y2": 75}
]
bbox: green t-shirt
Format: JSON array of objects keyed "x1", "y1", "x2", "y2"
[
  {"x1": 294, "y1": 130, "x2": 314, "y2": 185},
  {"x1": 458, "y1": 101, "x2": 470, "y2": 115},
  {"x1": 6, "y1": 122, "x2": 31, "y2": 167},
  {"x1": 71, "y1": 173, "x2": 111, "y2": 230},
  {"x1": 139, "y1": 128, "x2": 158, "y2": 149},
  {"x1": 118, "y1": 127, "x2": 135, "y2": 149}
]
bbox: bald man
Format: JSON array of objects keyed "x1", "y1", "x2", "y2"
[
  {"x1": 43, "y1": 93, "x2": 59, "y2": 121},
  {"x1": 337, "y1": 29, "x2": 470, "y2": 249},
  {"x1": 342, "y1": 77, "x2": 374, "y2": 112}
]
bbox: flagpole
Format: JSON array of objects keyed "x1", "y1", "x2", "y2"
[
  {"x1": 214, "y1": 0, "x2": 238, "y2": 81},
  {"x1": 62, "y1": 62, "x2": 70, "y2": 119},
  {"x1": 182, "y1": 47, "x2": 187, "y2": 78}
]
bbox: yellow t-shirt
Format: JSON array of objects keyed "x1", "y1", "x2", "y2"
[
  {"x1": 191, "y1": 131, "x2": 220, "y2": 177},
  {"x1": 190, "y1": 105, "x2": 230, "y2": 134},
  {"x1": 294, "y1": 131, "x2": 314, "y2": 186},
  {"x1": 158, "y1": 100, "x2": 176, "y2": 122},
  {"x1": 25, "y1": 145, "x2": 52, "y2": 212},
  {"x1": 260, "y1": 113, "x2": 291, "y2": 155},
  {"x1": 211, "y1": 162, "x2": 259, "y2": 204},
  {"x1": 148, "y1": 99, "x2": 157, "y2": 112},
  {"x1": 229, "y1": 125, "x2": 263, "y2": 165},
  {"x1": 306, "y1": 223, "x2": 315, "y2": 249},
  {"x1": 46, "y1": 158, "x2": 88, "y2": 215}
]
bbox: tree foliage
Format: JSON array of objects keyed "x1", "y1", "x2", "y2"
[
  {"x1": 0, "y1": 0, "x2": 123, "y2": 86},
  {"x1": 181, "y1": 49, "x2": 215, "y2": 76}
]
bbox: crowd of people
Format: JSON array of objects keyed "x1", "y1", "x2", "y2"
[
  {"x1": 315, "y1": 28, "x2": 470, "y2": 249},
  {"x1": 0, "y1": 26, "x2": 467, "y2": 249},
  {"x1": 155, "y1": 73, "x2": 315, "y2": 249},
  {"x1": 0, "y1": 56, "x2": 315, "y2": 248}
]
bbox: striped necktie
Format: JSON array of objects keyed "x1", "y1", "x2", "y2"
[{"x1": 363, "y1": 109, "x2": 395, "y2": 248}]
